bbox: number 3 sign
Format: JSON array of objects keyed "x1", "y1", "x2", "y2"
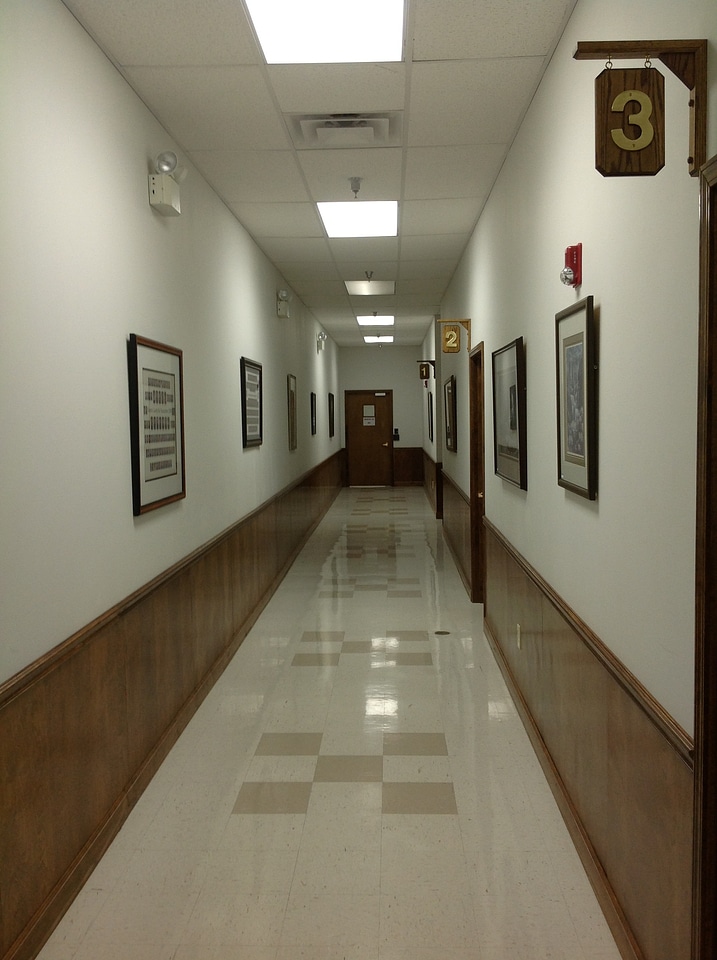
[{"x1": 595, "y1": 67, "x2": 665, "y2": 176}]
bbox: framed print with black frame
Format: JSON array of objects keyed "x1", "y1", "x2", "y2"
[
  {"x1": 310, "y1": 391, "x2": 317, "y2": 435},
  {"x1": 428, "y1": 391, "x2": 434, "y2": 443},
  {"x1": 287, "y1": 374, "x2": 297, "y2": 450},
  {"x1": 127, "y1": 333, "x2": 185, "y2": 516},
  {"x1": 240, "y1": 357, "x2": 262, "y2": 448},
  {"x1": 328, "y1": 392, "x2": 335, "y2": 438},
  {"x1": 555, "y1": 296, "x2": 597, "y2": 499},
  {"x1": 491, "y1": 336, "x2": 527, "y2": 489},
  {"x1": 444, "y1": 375, "x2": 457, "y2": 452}
]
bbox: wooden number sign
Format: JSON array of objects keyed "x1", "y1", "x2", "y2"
[
  {"x1": 595, "y1": 67, "x2": 665, "y2": 176},
  {"x1": 442, "y1": 323, "x2": 461, "y2": 353}
]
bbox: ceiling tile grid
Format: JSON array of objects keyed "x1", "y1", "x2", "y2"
[{"x1": 61, "y1": 0, "x2": 578, "y2": 346}]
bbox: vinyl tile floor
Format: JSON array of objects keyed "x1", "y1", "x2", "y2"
[{"x1": 38, "y1": 487, "x2": 622, "y2": 960}]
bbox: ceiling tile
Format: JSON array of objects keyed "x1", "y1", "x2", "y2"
[
  {"x1": 63, "y1": 0, "x2": 259, "y2": 66},
  {"x1": 398, "y1": 259, "x2": 456, "y2": 280},
  {"x1": 275, "y1": 262, "x2": 343, "y2": 283},
  {"x1": 123, "y1": 66, "x2": 289, "y2": 150},
  {"x1": 298, "y1": 149, "x2": 403, "y2": 201},
  {"x1": 401, "y1": 198, "x2": 481, "y2": 235},
  {"x1": 400, "y1": 234, "x2": 469, "y2": 260},
  {"x1": 257, "y1": 237, "x2": 332, "y2": 261},
  {"x1": 412, "y1": 0, "x2": 576, "y2": 60},
  {"x1": 335, "y1": 262, "x2": 399, "y2": 281},
  {"x1": 229, "y1": 202, "x2": 325, "y2": 238},
  {"x1": 408, "y1": 58, "x2": 545, "y2": 146},
  {"x1": 268, "y1": 63, "x2": 406, "y2": 114},
  {"x1": 188, "y1": 150, "x2": 307, "y2": 203},
  {"x1": 403, "y1": 144, "x2": 506, "y2": 199},
  {"x1": 327, "y1": 237, "x2": 400, "y2": 261}
]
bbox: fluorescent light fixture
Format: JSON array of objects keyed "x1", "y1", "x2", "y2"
[
  {"x1": 245, "y1": 0, "x2": 405, "y2": 64},
  {"x1": 345, "y1": 280, "x2": 396, "y2": 296},
  {"x1": 318, "y1": 201, "x2": 397, "y2": 238},
  {"x1": 364, "y1": 335, "x2": 394, "y2": 343},
  {"x1": 357, "y1": 315, "x2": 394, "y2": 326}
]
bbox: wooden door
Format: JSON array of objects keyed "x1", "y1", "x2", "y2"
[
  {"x1": 345, "y1": 390, "x2": 394, "y2": 486},
  {"x1": 469, "y1": 343, "x2": 485, "y2": 603}
]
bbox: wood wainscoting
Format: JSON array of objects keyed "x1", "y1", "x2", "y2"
[
  {"x1": 484, "y1": 519, "x2": 694, "y2": 960},
  {"x1": 0, "y1": 452, "x2": 344, "y2": 960},
  {"x1": 393, "y1": 446, "x2": 424, "y2": 485},
  {"x1": 422, "y1": 452, "x2": 442, "y2": 518},
  {"x1": 441, "y1": 470, "x2": 471, "y2": 595}
]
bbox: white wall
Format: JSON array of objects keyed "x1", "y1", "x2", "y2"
[
  {"x1": 439, "y1": 0, "x2": 717, "y2": 734},
  {"x1": 0, "y1": 0, "x2": 340, "y2": 683},
  {"x1": 339, "y1": 345, "x2": 425, "y2": 446}
]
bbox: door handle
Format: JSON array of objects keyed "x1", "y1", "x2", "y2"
[
  {"x1": 382, "y1": 442, "x2": 390, "y2": 447},
  {"x1": 477, "y1": 492, "x2": 484, "y2": 499}
]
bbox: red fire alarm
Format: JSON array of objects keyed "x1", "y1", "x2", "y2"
[{"x1": 560, "y1": 244, "x2": 582, "y2": 287}]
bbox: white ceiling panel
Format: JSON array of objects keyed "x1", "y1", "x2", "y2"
[
  {"x1": 408, "y1": 58, "x2": 545, "y2": 146},
  {"x1": 335, "y1": 262, "x2": 399, "y2": 281},
  {"x1": 401, "y1": 198, "x2": 482, "y2": 236},
  {"x1": 188, "y1": 150, "x2": 306, "y2": 203},
  {"x1": 404, "y1": 144, "x2": 506, "y2": 200},
  {"x1": 63, "y1": 0, "x2": 259, "y2": 67},
  {"x1": 412, "y1": 0, "x2": 576, "y2": 61},
  {"x1": 400, "y1": 234, "x2": 469, "y2": 260},
  {"x1": 268, "y1": 63, "x2": 407, "y2": 115},
  {"x1": 62, "y1": 0, "x2": 575, "y2": 347},
  {"x1": 229, "y1": 202, "x2": 324, "y2": 237},
  {"x1": 124, "y1": 66, "x2": 289, "y2": 150},
  {"x1": 298, "y1": 149, "x2": 404, "y2": 202},
  {"x1": 257, "y1": 237, "x2": 332, "y2": 261}
]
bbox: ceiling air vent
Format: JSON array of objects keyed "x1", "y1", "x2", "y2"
[{"x1": 287, "y1": 112, "x2": 403, "y2": 149}]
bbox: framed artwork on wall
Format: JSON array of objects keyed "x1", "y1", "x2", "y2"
[
  {"x1": 491, "y1": 336, "x2": 527, "y2": 489},
  {"x1": 240, "y1": 357, "x2": 262, "y2": 448},
  {"x1": 444, "y1": 375, "x2": 457, "y2": 452},
  {"x1": 555, "y1": 296, "x2": 597, "y2": 499},
  {"x1": 310, "y1": 391, "x2": 317, "y2": 435},
  {"x1": 287, "y1": 374, "x2": 297, "y2": 450},
  {"x1": 127, "y1": 333, "x2": 185, "y2": 516},
  {"x1": 428, "y1": 391, "x2": 434, "y2": 443},
  {"x1": 328, "y1": 392, "x2": 335, "y2": 438}
]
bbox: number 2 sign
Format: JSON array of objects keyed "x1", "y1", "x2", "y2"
[{"x1": 595, "y1": 67, "x2": 665, "y2": 176}]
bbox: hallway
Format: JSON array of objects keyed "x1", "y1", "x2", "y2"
[{"x1": 38, "y1": 487, "x2": 621, "y2": 960}]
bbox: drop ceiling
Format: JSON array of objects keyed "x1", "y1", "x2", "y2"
[{"x1": 61, "y1": 0, "x2": 577, "y2": 346}]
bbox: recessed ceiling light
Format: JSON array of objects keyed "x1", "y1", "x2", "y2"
[
  {"x1": 357, "y1": 316, "x2": 394, "y2": 326},
  {"x1": 345, "y1": 280, "x2": 396, "y2": 296},
  {"x1": 244, "y1": 0, "x2": 405, "y2": 64},
  {"x1": 317, "y1": 201, "x2": 398, "y2": 238},
  {"x1": 364, "y1": 335, "x2": 394, "y2": 343}
]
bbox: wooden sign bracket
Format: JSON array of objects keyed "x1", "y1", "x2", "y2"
[{"x1": 574, "y1": 40, "x2": 707, "y2": 176}]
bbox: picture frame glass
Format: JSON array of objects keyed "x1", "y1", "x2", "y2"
[
  {"x1": 287, "y1": 374, "x2": 297, "y2": 450},
  {"x1": 443, "y1": 376, "x2": 457, "y2": 452},
  {"x1": 555, "y1": 296, "x2": 596, "y2": 499},
  {"x1": 128, "y1": 334, "x2": 185, "y2": 515},
  {"x1": 240, "y1": 357, "x2": 262, "y2": 448},
  {"x1": 491, "y1": 337, "x2": 527, "y2": 489}
]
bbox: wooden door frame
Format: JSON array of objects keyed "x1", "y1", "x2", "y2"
[
  {"x1": 469, "y1": 342, "x2": 485, "y2": 603},
  {"x1": 692, "y1": 153, "x2": 717, "y2": 960}
]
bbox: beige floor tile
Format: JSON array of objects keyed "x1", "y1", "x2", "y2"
[
  {"x1": 314, "y1": 754, "x2": 384, "y2": 782},
  {"x1": 383, "y1": 732, "x2": 448, "y2": 755},
  {"x1": 382, "y1": 782, "x2": 458, "y2": 814},
  {"x1": 233, "y1": 782, "x2": 312, "y2": 814},
  {"x1": 254, "y1": 732, "x2": 322, "y2": 755},
  {"x1": 291, "y1": 653, "x2": 341, "y2": 666}
]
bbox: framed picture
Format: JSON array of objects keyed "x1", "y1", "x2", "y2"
[
  {"x1": 328, "y1": 392, "x2": 335, "y2": 438},
  {"x1": 444, "y1": 375, "x2": 457, "y2": 452},
  {"x1": 127, "y1": 334, "x2": 185, "y2": 516},
  {"x1": 555, "y1": 296, "x2": 597, "y2": 499},
  {"x1": 310, "y1": 391, "x2": 317, "y2": 435},
  {"x1": 428, "y1": 391, "x2": 434, "y2": 443},
  {"x1": 240, "y1": 357, "x2": 262, "y2": 448},
  {"x1": 491, "y1": 337, "x2": 527, "y2": 489},
  {"x1": 287, "y1": 374, "x2": 297, "y2": 450}
]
